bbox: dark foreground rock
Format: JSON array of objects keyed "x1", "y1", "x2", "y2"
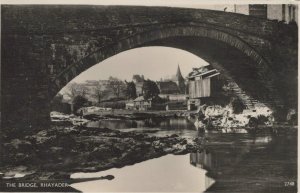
[{"x1": 0, "y1": 126, "x2": 200, "y2": 181}]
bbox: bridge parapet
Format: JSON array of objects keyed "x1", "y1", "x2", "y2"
[{"x1": 2, "y1": 5, "x2": 280, "y2": 36}]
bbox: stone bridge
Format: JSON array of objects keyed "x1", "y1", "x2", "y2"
[{"x1": 1, "y1": 5, "x2": 298, "y2": 132}]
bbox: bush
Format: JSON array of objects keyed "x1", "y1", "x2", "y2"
[
  {"x1": 165, "y1": 101, "x2": 187, "y2": 110},
  {"x1": 231, "y1": 97, "x2": 246, "y2": 114},
  {"x1": 288, "y1": 113, "x2": 298, "y2": 125},
  {"x1": 50, "y1": 94, "x2": 71, "y2": 114},
  {"x1": 248, "y1": 115, "x2": 269, "y2": 128},
  {"x1": 248, "y1": 117, "x2": 258, "y2": 128},
  {"x1": 257, "y1": 115, "x2": 269, "y2": 125},
  {"x1": 151, "y1": 103, "x2": 166, "y2": 110},
  {"x1": 101, "y1": 97, "x2": 125, "y2": 102},
  {"x1": 100, "y1": 101, "x2": 126, "y2": 109},
  {"x1": 273, "y1": 107, "x2": 288, "y2": 122},
  {"x1": 73, "y1": 95, "x2": 89, "y2": 113},
  {"x1": 201, "y1": 94, "x2": 231, "y2": 107}
]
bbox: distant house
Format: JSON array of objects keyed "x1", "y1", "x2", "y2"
[
  {"x1": 133, "y1": 96, "x2": 152, "y2": 111},
  {"x1": 132, "y1": 74, "x2": 145, "y2": 96},
  {"x1": 187, "y1": 66, "x2": 220, "y2": 110},
  {"x1": 77, "y1": 106, "x2": 111, "y2": 115},
  {"x1": 157, "y1": 81, "x2": 188, "y2": 101},
  {"x1": 159, "y1": 65, "x2": 186, "y2": 94},
  {"x1": 159, "y1": 94, "x2": 188, "y2": 101},
  {"x1": 165, "y1": 101, "x2": 187, "y2": 111},
  {"x1": 157, "y1": 65, "x2": 188, "y2": 101},
  {"x1": 157, "y1": 81, "x2": 180, "y2": 94},
  {"x1": 125, "y1": 100, "x2": 135, "y2": 110},
  {"x1": 173, "y1": 65, "x2": 186, "y2": 94},
  {"x1": 135, "y1": 82, "x2": 144, "y2": 96}
]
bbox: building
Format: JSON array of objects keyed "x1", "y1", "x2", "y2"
[
  {"x1": 187, "y1": 66, "x2": 220, "y2": 110},
  {"x1": 234, "y1": 4, "x2": 298, "y2": 24},
  {"x1": 125, "y1": 100, "x2": 135, "y2": 110},
  {"x1": 165, "y1": 101, "x2": 187, "y2": 111},
  {"x1": 135, "y1": 82, "x2": 144, "y2": 96},
  {"x1": 157, "y1": 65, "x2": 188, "y2": 101},
  {"x1": 190, "y1": 150, "x2": 213, "y2": 170},
  {"x1": 173, "y1": 65, "x2": 186, "y2": 94},
  {"x1": 159, "y1": 94, "x2": 188, "y2": 101},
  {"x1": 249, "y1": 4, "x2": 268, "y2": 18},
  {"x1": 267, "y1": 4, "x2": 298, "y2": 24},
  {"x1": 193, "y1": 4, "x2": 298, "y2": 24},
  {"x1": 132, "y1": 96, "x2": 152, "y2": 111},
  {"x1": 157, "y1": 81, "x2": 181, "y2": 94},
  {"x1": 132, "y1": 74, "x2": 144, "y2": 96}
]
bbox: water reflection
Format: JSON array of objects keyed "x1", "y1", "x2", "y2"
[
  {"x1": 189, "y1": 133, "x2": 277, "y2": 178},
  {"x1": 188, "y1": 131, "x2": 297, "y2": 192},
  {"x1": 71, "y1": 133, "x2": 278, "y2": 192},
  {"x1": 71, "y1": 154, "x2": 215, "y2": 192},
  {"x1": 190, "y1": 150, "x2": 213, "y2": 170},
  {"x1": 81, "y1": 117, "x2": 296, "y2": 193},
  {"x1": 86, "y1": 117, "x2": 196, "y2": 131},
  {"x1": 253, "y1": 136, "x2": 272, "y2": 144}
]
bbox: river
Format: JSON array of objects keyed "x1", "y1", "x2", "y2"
[{"x1": 71, "y1": 117, "x2": 297, "y2": 193}]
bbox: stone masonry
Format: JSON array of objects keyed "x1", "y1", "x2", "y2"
[{"x1": 1, "y1": 5, "x2": 298, "y2": 133}]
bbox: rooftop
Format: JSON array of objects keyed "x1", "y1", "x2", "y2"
[
  {"x1": 134, "y1": 96, "x2": 152, "y2": 102},
  {"x1": 187, "y1": 65, "x2": 220, "y2": 79},
  {"x1": 157, "y1": 81, "x2": 180, "y2": 94}
]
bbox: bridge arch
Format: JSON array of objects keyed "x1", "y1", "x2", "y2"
[
  {"x1": 2, "y1": 5, "x2": 298, "y2": 133},
  {"x1": 51, "y1": 25, "x2": 271, "y2": 101}
]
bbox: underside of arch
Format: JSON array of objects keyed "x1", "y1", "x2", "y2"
[
  {"x1": 51, "y1": 25, "x2": 275, "y2": 107},
  {"x1": 142, "y1": 37, "x2": 271, "y2": 102}
]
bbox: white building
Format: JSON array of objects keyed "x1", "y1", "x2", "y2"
[
  {"x1": 234, "y1": 4, "x2": 298, "y2": 24},
  {"x1": 203, "y1": 4, "x2": 298, "y2": 24}
]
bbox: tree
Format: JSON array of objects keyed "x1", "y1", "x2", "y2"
[
  {"x1": 132, "y1": 74, "x2": 144, "y2": 82},
  {"x1": 108, "y1": 76, "x2": 125, "y2": 98},
  {"x1": 65, "y1": 82, "x2": 88, "y2": 101},
  {"x1": 93, "y1": 83, "x2": 104, "y2": 104},
  {"x1": 142, "y1": 79, "x2": 160, "y2": 99},
  {"x1": 51, "y1": 93, "x2": 75, "y2": 114},
  {"x1": 230, "y1": 97, "x2": 246, "y2": 114},
  {"x1": 73, "y1": 95, "x2": 89, "y2": 114},
  {"x1": 51, "y1": 93, "x2": 65, "y2": 112},
  {"x1": 61, "y1": 82, "x2": 89, "y2": 113},
  {"x1": 125, "y1": 81, "x2": 137, "y2": 99},
  {"x1": 52, "y1": 93, "x2": 63, "y2": 104}
]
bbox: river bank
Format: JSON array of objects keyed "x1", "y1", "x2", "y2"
[
  {"x1": 1, "y1": 107, "x2": 297, "y2": 192},
  {"x1": 1, "y1": 116, "x2": 297, "y2": 192},
  {"x1": 55, "y1": 104, "x2": 292, "y2": 131},
  {"x1": 81, "y1": 109, "x2": 191, "y2": 121},
  {"x1": 0, "y1": 125, "x2": 200, "y2": 182},
  {"x1": 51, "y1": 106, "x2": 296, "y2": 134}
]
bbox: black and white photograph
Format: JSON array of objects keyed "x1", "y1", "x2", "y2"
[{"x1": 0, "y1": 1, "x2": 298, "y2": 192}]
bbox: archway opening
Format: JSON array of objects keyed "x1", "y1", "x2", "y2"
[
  {"x1": 50, "y1": 43, "x2": 273, "y2": 129},
  {"x1": 51, "y1": 46, "x2": 210, "y2": 115},
  {"x1": 51, "y1": 26, "x2": 275, "y2": 110}
]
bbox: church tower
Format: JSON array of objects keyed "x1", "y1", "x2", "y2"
[{"x1": 174, "y1": 65, "x2": 186, "y2": 94}]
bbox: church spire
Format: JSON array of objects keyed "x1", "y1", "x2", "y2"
[
  {"x1": 175, "y1": 64, "x2": 186, "y2": 94},
  {"x1": 176, "y1": 64, "x2": 184, "y2": 80}
]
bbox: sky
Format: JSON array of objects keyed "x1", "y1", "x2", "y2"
[{"x1": 72, "y1": 47, "x2": 208, "y2": 83}]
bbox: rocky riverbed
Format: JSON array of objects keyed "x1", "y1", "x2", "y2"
[
  {"x1": 1, "y1": 125, "x2": 200, "y2": 181},
  {"x1": 1, "y1": 105, "x2": 296, "y2": 185}
]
